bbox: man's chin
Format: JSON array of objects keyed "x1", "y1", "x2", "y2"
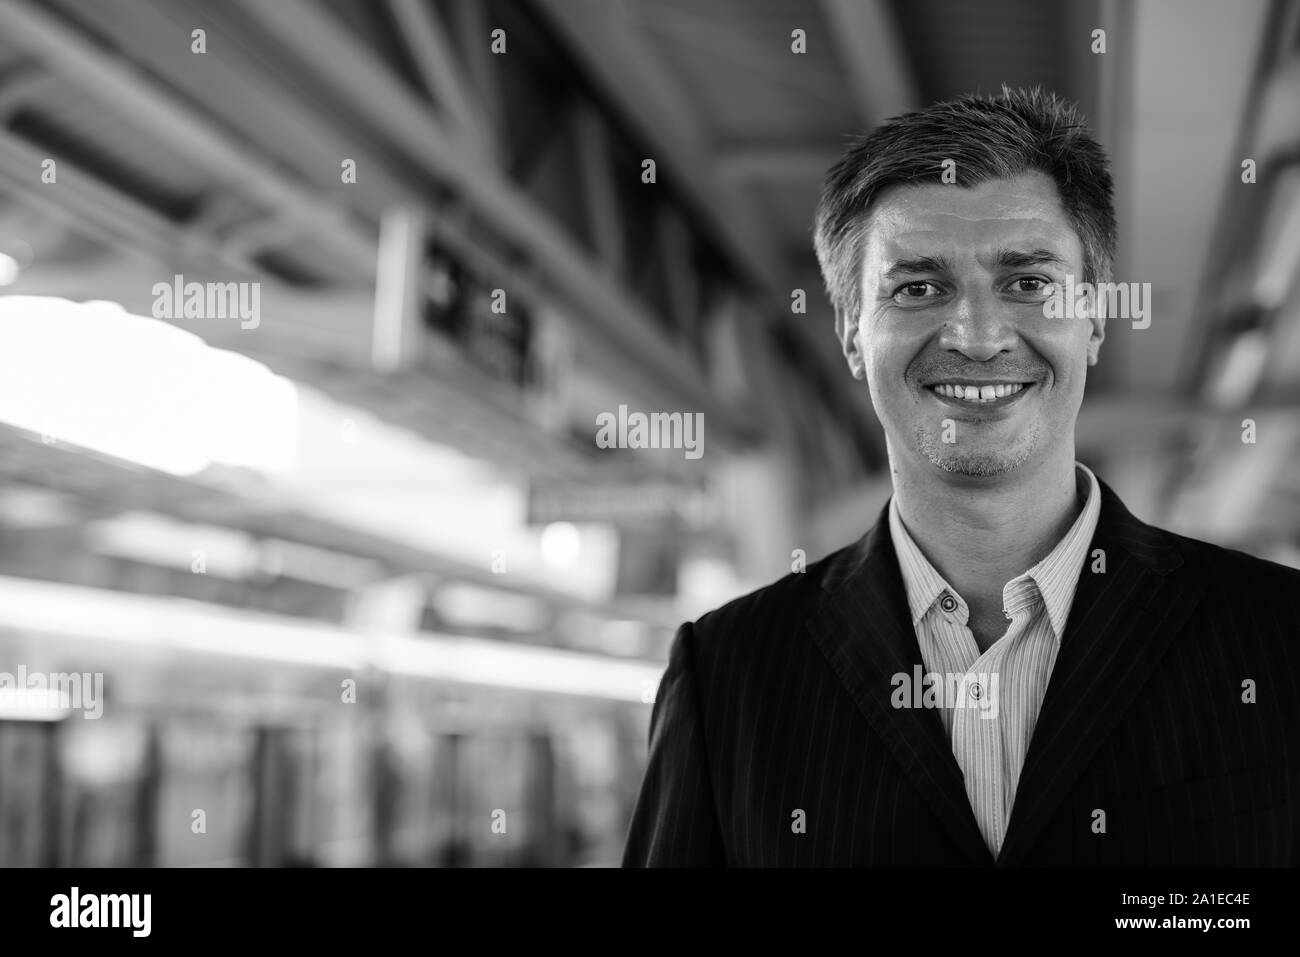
[
  {"x1": 915, "y1": 435, "x2": 1037, "y2": 477},
  {"x1": 926, "y1": 450, "x2": 1029, "y2": 477}
]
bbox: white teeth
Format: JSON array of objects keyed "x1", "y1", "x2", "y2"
[{"x1": 931, "y1": 382, "x2": 1026, "y2": 402}]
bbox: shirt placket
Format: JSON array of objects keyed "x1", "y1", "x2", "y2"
[
  {"x1": 952, "y1": 638, "x2": 1008, "y2": 854},
  {"x1": 934, "y1": 589, "x2": 1007, "y2": 855}
]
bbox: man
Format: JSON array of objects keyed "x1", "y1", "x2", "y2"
[{"x1": 622, "y1": 88, "x2": 1300, "y2": 867}]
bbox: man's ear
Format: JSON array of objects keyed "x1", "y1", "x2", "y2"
[
  {"x1": 834, "y1": 307, "x2": 867, "y2": 380},
  {"x1": 1085, "y1": 301, "x2": 1106, "y2": 367}
]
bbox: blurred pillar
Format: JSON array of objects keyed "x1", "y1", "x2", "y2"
[
  {"x1": 370, "y1": 723, "x2": 397, "y2": 866},
  {"x1": 40, "y1": 721, "x2": 60, "y2": 867},
  {"x1": 345, "y1": 576, "x2": 425, "y2": 867},
  {"x1": 718, "y1": 448, "x2": 804, "y2": 584},
  {"x1": 246, "y1": 726, "x2": 283, "y2": 867},
  {"x1": 524, "y1": 732, "x2": 560, "y2": 867},
  {"x1": 133, "y1": 723, "x2": 162, "y2": 867},
  {"x1": 437, "y1": 731, "x2": 468, "y2": 867}
]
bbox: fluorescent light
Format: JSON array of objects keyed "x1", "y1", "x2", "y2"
[
  {"x1": 540, "y1": 521, "x2": 582, "y2": 570},
  {"x1": 0, "y1": 687, "x2": 72, "y2": 721},
  {"x1": 0, "y1": 575, "x2": 366, "y2": 670},
  {"x1": 0, "y1": 576, "x2": 664, "y2": 702},
  {"x1": 83, "y1": 512, "x2": 259, "y2": 578}
]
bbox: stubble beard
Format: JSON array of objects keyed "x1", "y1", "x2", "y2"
[{"x1": 913, "y1": 420, "x2": 1041, "y2": 477}]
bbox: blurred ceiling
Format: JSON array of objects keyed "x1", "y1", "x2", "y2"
[{"x1": 0, "y1": 0, "x2": 1296, "y2": 552}]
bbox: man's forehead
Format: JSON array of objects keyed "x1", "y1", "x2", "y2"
[{"x1": 861, "y1": 172, "x2": 1080, "y2": 261}]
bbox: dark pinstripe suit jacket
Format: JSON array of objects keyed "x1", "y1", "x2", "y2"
[{"x1": 622, "y1": 477, "x2": 1300, "y2": 866}]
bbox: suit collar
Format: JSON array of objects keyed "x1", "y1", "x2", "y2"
[
  {"x1": 806, "y1": 474, "x2": 1197, "y2": 866},
  {"x1": 807, "y1": 497, "x2": 994, "y2": 865},
  {"x1": 998, "y1": 477, "x2": 1199, "y2": 864}
]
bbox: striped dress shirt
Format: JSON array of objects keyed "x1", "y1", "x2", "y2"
[{"x1": 887, "y1": 463, "x2": 1101, "y2": 856}]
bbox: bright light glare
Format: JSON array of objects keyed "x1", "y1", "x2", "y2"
[
  {"x1": 0, "y1": 687, "x2": 72, "y2": 721},
  {"x1": 540, "y1": 521, "x2": 582, "y2": 570},
  {"x1": 0, "y1": 295, "x2": 297, "y2": 475},
  {"x1": 0, "y1": 253, "x2": 19, "y2": 286}
]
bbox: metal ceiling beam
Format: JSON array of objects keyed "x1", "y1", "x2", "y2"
[
  {"x1": 10, "y1": 0, "x2": 551, "y2": 338},
  {"x1": 0, "y1": 61, "x2": 53, "y2": 121},
  {"x1": 443, "y1": 0, "x2": 503, "y2": 148},
  {"x1": 639, "y1": 5, "x2": 851, "y2": 106},
  {"x1": 233, "y1": 0, "x2": 754, "y2": 444},
  {"x1": 0, "y1": 0, "x2": 750, "y2": 460},
  {"x1": 572, "y1": 101, "x2": 625, "y2": 277},
  {"x1": 386, "y1": 0, "x2": 493, "y2": 157},
  {"x1": 819, "y1": 0, "x2": 919, "y2": 128},
  {"x1": 531, "y1": 0, "x2": 878, "y2": 460},
  {"x1": 716, "y1": 145, "x2": 842, "y2": 183},
  {"x1": 0, "y1": 125, "x2": 258, "y2": 275},
  {"x1": 1111, "y1": 0, "x2": 1272, "y2": 397},
  {"x1": 530, "y1": 0, "x2": 784, "y2": 287},
  {"x1": 0, "y1": 0, "x2": 376, "y2": 280}
]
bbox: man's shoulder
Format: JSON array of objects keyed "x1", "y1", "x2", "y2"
[
  {"x1": 1158, "y1": 524, "x2": 1300, "y2": 589},
  {"x1": 1141, "y1": 522, "x2": 1300, "y2": 620}
]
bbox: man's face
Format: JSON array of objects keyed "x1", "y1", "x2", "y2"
[{"x1": 838, "y1": 171, "x2": 1105, "y2": 478}]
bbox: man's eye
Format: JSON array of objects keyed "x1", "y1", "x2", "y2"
[
  {"x1": 893, "y1": 281, "x2": 940, "y2": 302},
  {"x1": 1009, "y1": 277, "x2": 1054, "y2": 297}
]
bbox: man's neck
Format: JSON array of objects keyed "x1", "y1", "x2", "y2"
[{"x1": 890, "y1": 451, "x2": 1085, "y2": 605}]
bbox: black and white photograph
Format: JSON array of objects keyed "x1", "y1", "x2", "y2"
[{"x1": 0, "y1": 0, "x2": 1296, "y2": 939}]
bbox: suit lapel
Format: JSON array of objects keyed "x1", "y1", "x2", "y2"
[
  {"x1": 997, "y1": 479, "x2": 1204, "y2": 866},
  {"x1": 805, "y1": 503, "x2": 994, "y2": 865}
]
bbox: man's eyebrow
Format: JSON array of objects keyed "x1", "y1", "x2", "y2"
[
  {"x1": 880, "y1": 255, "x2": 953, "y2": 282},
  {"x1": 990, "y1": 247, "x2": 1069, "y2": 269}
]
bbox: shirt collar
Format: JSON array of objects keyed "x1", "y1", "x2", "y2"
[
  {"x1": 888, "y1": 497, "x2": 957, "y2": 626},
  {"x1": 888, "y1": 463, "x2": 1103, "y2": 640}
]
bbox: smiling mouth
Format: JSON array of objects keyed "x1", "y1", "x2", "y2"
[{"x1": 927, "y1": 382, "x2": 1034, "y2": 405}]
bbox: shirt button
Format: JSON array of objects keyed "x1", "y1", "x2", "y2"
[
  {"x1": 968, "y1": 681, "x2": 983, "y2": 701},
  {"x1": 939, "y1": 594, "x2": 958, "y2": 613}
]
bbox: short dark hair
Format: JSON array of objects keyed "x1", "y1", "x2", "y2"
[{"x1": 813, "y1": 86, "x2": 1116, "y2": 322}]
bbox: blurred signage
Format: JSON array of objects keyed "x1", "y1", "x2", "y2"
[
  {"x1": 372, "y1": 210, "x2": 568, "y2": 425},
  {"x1": 420, "y1": 254, "x2": 533, "y2": 391},
  {"x1": 527, "y1": 480, "x2": 717, "y2": 529}
]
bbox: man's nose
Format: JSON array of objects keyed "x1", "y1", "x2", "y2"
[{"x1": 936, "y1": 288, "x2": 1018, "y2": 361}]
